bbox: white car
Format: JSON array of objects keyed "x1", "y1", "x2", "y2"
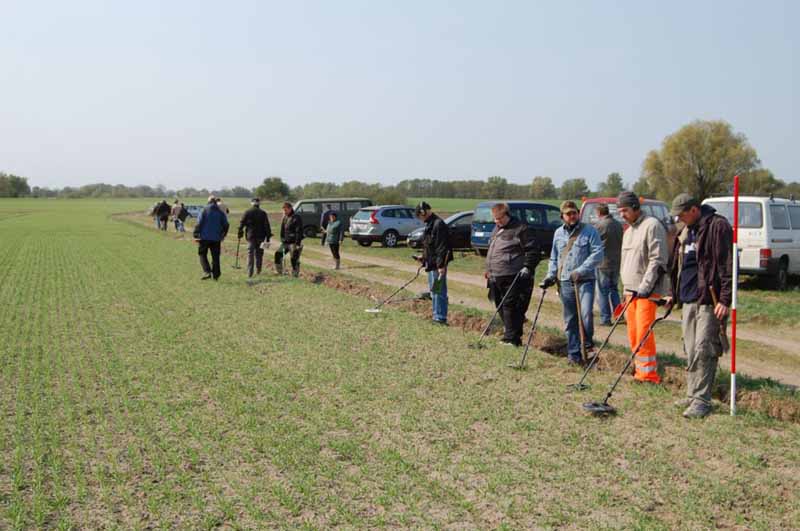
[
  {"x1": 703, "y1": 195, "x2": 800, "y2": 290},
  {"x1": 349, "y1": 205, "x2": 424, "y2": 247}
]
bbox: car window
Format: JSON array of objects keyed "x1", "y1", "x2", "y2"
[
  {"x1": 474, "y1": 206, "x2": 494, "y2": 223},
  {"x1": 705, "y1": 201, "x2": 763, "y2": 228},
  {"x1": 788, "y1": 206, "x2": 800, "y2": 230},
  {"x1": 544, "y1": 207, "x2": 563, "y2": 228},
  {"x1": 296, "y1": 203, "x2": 319, "y2": 214},
  {"x1": 452, "y1": 214, "x2": 473, "y2": 227},
  {"x1": 771, "y1": 205, "x2": 790, "y2": 230},
  {"x1": 322, "y1": 203, "x2": 340, "y2": 211},
  {"x1": 381, "y1": 209, "x2": 396, "y2": 218},
  {"x1": 397, "y1": 209, "x2": 413, "y2": 219},
  {"x1": 352, "y1": 210, "x2": 373, "y2": 221},
  {"x1": 346, "y1": 201, "x2": 363, "y2": 211},
  {"x1": 581, "y1": 202, "x2": 623, "y2": 224},
  {"x1": 511, "y1": 207, "x2": 544, "y2": 226}
]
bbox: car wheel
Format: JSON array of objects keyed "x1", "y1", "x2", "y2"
[
  {"x1": 774, "y1": 259, "x2": 789, "y2": 291},
  {"x1": 382, "y1": 230, "x2": 399, "y2": 248},
  {"x1": 303, "y1": 225, "x2": 318, "y2": 238},
  {"x1": 357, "y1": 240, "x2": 372, "y2": 247}
]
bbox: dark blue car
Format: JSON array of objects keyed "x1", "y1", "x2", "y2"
[{"x1": 471, "y1": 201, "x2": 562, "y2": 256}]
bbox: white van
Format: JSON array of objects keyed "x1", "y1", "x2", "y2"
[{"x1": 702, "y1": 196, "x2": 800, "y2": 290}]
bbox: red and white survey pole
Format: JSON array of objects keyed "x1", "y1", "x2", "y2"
[{"x1": 731, "y1": 175, "x2": 739, "y2": 415}]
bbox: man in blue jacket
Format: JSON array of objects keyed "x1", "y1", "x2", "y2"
[
  {"x1": 540, "y1": 200, "x2": 604, "y2": 365},
  {"x1": 193, "y1": 195, "x2": 230, "y2": 280}
]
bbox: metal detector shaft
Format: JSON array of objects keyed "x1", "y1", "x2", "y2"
[
  {"x1": 234, "y1": 238, "x2": 242, "y2": 268},
  {"x1": 597, "y1": 302, "x2": 673, "y2": 406},
  {"x1": 571, "y1": 293, "x2": 634, "y2": 389},
  {"x1": 514, "y1": 287, "x2": 547, "y2": 369},
  {"x1": 368, "y1": 264, "x2": 424, "y2": 312},
  {"x1": 475, "y1": 270, "x2": 522, "y2": 345}
]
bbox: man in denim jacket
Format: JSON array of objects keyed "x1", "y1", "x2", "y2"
[{"x1": 540, "y1": 201, "x2": 604, "y2": 365}]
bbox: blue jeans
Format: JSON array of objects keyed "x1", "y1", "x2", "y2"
[
  {"x1": 559, "y1": 279, "x2": 595, "y2": 362},
  {"x1": 428, "y1": 270, "x2": 448, "y2": 323},
  {"x1": 596, "y1": 269, "x2": 620, "y2": 324}
]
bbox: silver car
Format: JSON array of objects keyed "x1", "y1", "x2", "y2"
[{"x1": 349, "y1": 205, "x2": 424, "y2": 247}]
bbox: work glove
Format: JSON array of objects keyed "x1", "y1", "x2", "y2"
[
  {"x1": 570, "y1": 271, "x2": 581, "y2": 283},
  {"x1": 519, "y1": 267, "x2": 531, "y2": 278},
  {"x1": 539, "y1": 276, "x2": 556, "y2": 289},
  {"x1": 627, "y1": 290, "x2": 639, "y2": 300}
]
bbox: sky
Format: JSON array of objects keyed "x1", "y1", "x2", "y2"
[{"x1": 1, "y1": 0, "x2": 797, "y2": 191}]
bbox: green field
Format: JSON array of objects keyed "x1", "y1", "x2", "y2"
[{"x1": 1, "y1": 198, "x2": 799, "y2": 529}]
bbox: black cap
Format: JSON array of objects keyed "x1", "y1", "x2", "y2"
[
  {"x1": 250, "y1": 197, "x2": 260, "y2": 205},
  {"x1": 414, "y1": 201, "x2": 432, "y2": 215}
]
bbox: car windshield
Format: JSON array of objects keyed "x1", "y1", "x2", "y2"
[
  {"x1": 705, "y1": 201, "x2": 763, "y2": 228},
  {"x1": 444, "y1": 212, "x2": 471, "y2": 224},
  {"x1": 352, "y1": 210, "x2": 373, "y2": 221},
  {"x1": 581, "y1": 203, "x2": 623, "y2": 224},
  {"x1": 474, "y1": 206, "x2": 495, "y2": 224}
]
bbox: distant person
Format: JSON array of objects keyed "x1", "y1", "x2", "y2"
[
  {"x1": 193, "y1": 195, "x2": 230, "y2": 280},
  {"x1": 484, "y1": 202, "x2": 539, "y2": 346},
  {"x1": 171, "y1": 200, "x2": 186, "y2": 232},
  {"x1": 149, "y1": 202, "x2": 160, "y2": 229},
  {"x1": 155, "y1": 200, "x2": 171, "y2": 231},
  {"x1": 275, "y1": 202, "x2": 304, "y2": 277},
  {"x1": 594, "y1": 203, "x2": 623, "y2": 325},
  {"x1": 415, "y1": 202, "x2": 453, "y2": 325},
  {"x1": 237, "y1": 197, "x2": 272, "y2": 277},
  {"x1": 540, "y1": 201, "x2": 604, "y2": 365},
  {"x1": 320, "y1": 203, "x2": 335, "y2": 245},
  {"x1": 324, "y1": 211, "x2": 344, "y2": 269},
  {"x1": 618, "y1": 191, "x2": 671, "y2": 384},
  {"x1": 177, "y1": 202, "x2": 191, "y2": 227},
  {"x1": 669, "y1": 194, "x2": 732, "y2": 418}
]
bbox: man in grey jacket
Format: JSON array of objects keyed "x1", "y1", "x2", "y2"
[
  {"x1": 594, "y1": 204, "x2": 623, "y2": 325},
  {"x1": 484, "y1": 203, "x2": 540, "y2": 346}
]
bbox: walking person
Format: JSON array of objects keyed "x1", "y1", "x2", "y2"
[
  {"x1": 414, "y1": 202, "x2": 453, "y2": 325},
  {"x1": 323, "y1": 211, "x2": 344, "y2": 269},
  {"x1": 171, "y1": 200, "x2": 186, "y2": 232},
  {"x1": 484, "y1": 203, "x2": 540, "y2": 346},
  {"x1": 156, "y1": 200, "x2": 171, "y2": 231},
  {"x1": 617, "y1": 191, "x2": 671, "y2": 384},
  {"x1": 193, "y1": 195, "x2": 229, "y2": 281},
  {"x1": 274, "y1": 202, "x2": 304, "y2": 277},
  {"x1": 540, "y1": 200, "x2": 604, "y2": 365},
  {"x1": 320, "y1": 203, "x2": 335, "y2": 245},
  {"x1": 669, "y1": 194, "x2": 732, "y2": 418},
  {"x1": 594, "y1": 204, "x2": 623, "y2": 325},
  {"x1": 237, "y1": 197, "x2": 273, "y2": 277}
]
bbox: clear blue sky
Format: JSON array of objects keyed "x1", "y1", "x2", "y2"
[{"x1": 1, "y1": 0, "x2": 797, "y2": 190}]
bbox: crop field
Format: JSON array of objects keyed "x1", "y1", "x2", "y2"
[{"x1": 1, "y1": 199, "x2": 800, "y2": 529}]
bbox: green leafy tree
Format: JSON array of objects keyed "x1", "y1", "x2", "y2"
[
  {"x1": 0, "y1": 173, "x2": 31, "y2": 197},
  {"x1": 559, "y1": 178, "x2": 590, "y2": 200},
  {"x1": 482, "y1": 176, "x2": 508, "y2": 199},
  {"x1": 530, "y1": 176, "x2": 557, "y2": 199},
  {"x1": 597, "y1": 172, "x2": 624, "y2": 197},
  {"x1": 641, "y1": 120, "x2": 761, "y2": 201},
  {"x1": 256, "y1": 177, "x2": 290, "y2": 200}
]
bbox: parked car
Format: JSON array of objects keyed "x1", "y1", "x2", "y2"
[
  {"x1": 703, "y1": 195, "x2": 800, "y2": 290},
  {"x1": 293, "y1": 197, "x2": 373, "y2": 238},
  {"x1": 349, "y1": 205, "x2": 424, "y2": 247},
  {"x1": 408, "y1": 211, "x2": 474, "y2": 250},
  {"x1": 184, "y1": 205, "x2": 203, "y2": 219},
  {"x1": 471, "y1": 201, "x2": 562, "y2": 256},
  {"x1": 580, "y1": 196, "x2": 678, "y2": 254}
]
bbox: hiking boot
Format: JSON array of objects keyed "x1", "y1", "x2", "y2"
[
  {"x1": 500, "y1": 340, "x2": 520, "y2": 347},
  {"x1": 683, "y1": 402, "x2": 712, "y2": 419},
  {"x1": 673, "y1": 397, "x2": 693, "y2": 408},
  {"x1": 201, "y1": 273, "x2": 212, "y2": 280},
  {"x1": 292, "y1": 268, "x2": 300, "y2": 278},
  {"x1": 567, "y1": 357, "x2": 585, "y2": 368},
  {"x1": 334, "y1": 259, "x2": 340, "y2": 270},
  {"x1": 432, "y1": 320, "x2": 448, "y2": 326}
]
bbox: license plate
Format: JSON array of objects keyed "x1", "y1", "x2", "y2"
[{"x1": 474, "y1": 232, "x2": 485, "y2": 237}]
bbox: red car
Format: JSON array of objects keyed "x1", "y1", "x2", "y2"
[{"x1": 580, "y1": 197, "x2": 678, "y2": 253}]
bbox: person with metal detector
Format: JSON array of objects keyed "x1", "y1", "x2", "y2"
[
  {"x1": 540, "y1": 200, "x2": 604, "y2": 366},
  {"x1": 323, "y1": 211, "x2": 344, "y2": 269},
  {"x1": 238, "y1": 197, "x2": 273, "y2": 278},
  {"x1": 413, "y1": 202, "x2": 453, "y2": 326},
  {"x1": 274, "y1": 202, "x2": 304, "y2": 277},
  {"x1": 484, "y1": 203, "x2": 540, "y2": 346},
  {"x1": 193, "y1": 195, "x2": 229, "y2": 281},
  {"x1": 669, "y1": 194, "x2": 732, "y2": 419},
  {"x1": 320, "y1": 204, "x2": 335, "y2": 246},
  {"x1": 617, "y1": 191, "x2": 672, "y2": 384}
]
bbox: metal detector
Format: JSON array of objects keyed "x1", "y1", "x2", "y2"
[
  {"x1": 365, "y1": 264, "x2": 424, "y2": 313},
  {"x1": 233, "y1": 238, "x2": 242, "y2": 269},
  {"x1": 468, "y1": 271, "x2": 522, "y2": 349},
  {"x1": 583, "y1": 300, "x2": 673, "y2": 416},
  {"x1": 509, "y1": 286, "x2": 547, "y2": 369},
  {"x1": 568, "y1": 292, "x2": 635, "y2": 391}
]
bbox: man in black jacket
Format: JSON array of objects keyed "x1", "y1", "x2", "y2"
[
  {"x1": 484, "y1": 203, "x2": 540, "y2": 346},
  {"x1": 275, "y1": 202, "x2": 304, "y2": 277},
  {"x1": 155, "y1": 200, "x2": 171, "y2": 231},
  {"x1": 238, "y1": 198, "x2": 273, "y2": 277},
  {"x1": 414, "y1": 202, "x2": 453, "y2": 325}
]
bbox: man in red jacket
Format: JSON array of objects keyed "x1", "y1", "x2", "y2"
[{"x1": 669, "y1": 194, "x2": 733, "y2": 419}]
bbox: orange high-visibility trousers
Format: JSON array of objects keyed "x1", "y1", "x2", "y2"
[{"x1": 626, "y1": 296, "x2": 661, "y2": 383}]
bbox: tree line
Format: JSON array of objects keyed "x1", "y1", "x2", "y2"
[{"x1": 3, "y1": 120, "x2": 797, "y2": 202}]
